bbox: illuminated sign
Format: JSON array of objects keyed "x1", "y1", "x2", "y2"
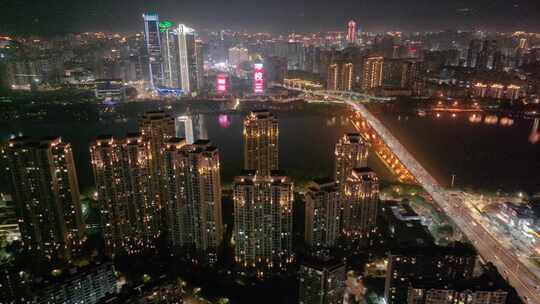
[
  {"x1": 159, "y1": 21, "x2": 173, "y2": 32},
  {"x1": 253, "y1": 63, "x2": 264, "y2": 94},
  {"x1": 218, "y1": 114, "x2": 230, "y2": 128},
  {"x1": 216, "y1": 74, "x2": 227, "y2": 93}
]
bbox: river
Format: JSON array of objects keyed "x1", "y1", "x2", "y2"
[{"x1": 1, "y1": 100, "x2": 538, "y2": 194}]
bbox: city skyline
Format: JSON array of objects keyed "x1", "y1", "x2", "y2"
[{"x1": 0, "y1": 3, "x2": 539, "y2": 303}]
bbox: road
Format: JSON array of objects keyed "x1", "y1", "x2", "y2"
[{"x1": 293, "y1": 88, "x2": 540, "y2": 304}]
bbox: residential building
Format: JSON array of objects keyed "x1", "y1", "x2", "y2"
[
  {"x1": 243, "y1": 110, "x2": 279, "y2": 176},
  {"x1": 361, "y1": 56, "x2": 384, "y2": 91},
  {"x1": 304, "y1": 179, "x2": 340, "y2": 255},
  {"x1": 90, "y1": 134, "x2": 160, "y2": 255},
  {"x1": 4, "y1": 136, "x2": 84, "y2": 258},
  {"x1": 162, "y1": 138, "x2": 223, "y2": 262},
  {"x1": 342, "y1": 168, "x2": 379, "y2": 240},
  {"x1": 334, "y1": 133, "x2": 368, "y2": 186},
  {"x1": 233, "y1": 171, "x2": 293, "y2": 269},
  {"x1": 298, "y1": 258, "x2": 346, "y2": 304}
]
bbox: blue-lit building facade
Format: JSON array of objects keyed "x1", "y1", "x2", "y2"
[
  {"x1": 144, "y1": 14, "x2": 203, "y2": 97},
  {"x1": 142, "y1": 13, "x2": 164, "y2": 91}
]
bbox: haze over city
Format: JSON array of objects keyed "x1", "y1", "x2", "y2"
[{"x1": 2, "y1": 0, "x2": 540, "y2": 35}]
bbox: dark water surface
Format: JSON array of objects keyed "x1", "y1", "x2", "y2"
[
  {"x1": 1, "y1": 101, "x2": 379, "y2": 191},
  {"x1": 371, "y1": 109, "x2": 540, "y2": 193},
  {"x1": 2, "y1": 100, "x2": 538, "y2": 194}
]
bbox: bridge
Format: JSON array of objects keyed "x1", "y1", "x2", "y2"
[
  {"x1": 298, "y1": 89, "x2": 395, "y2": 103},
  {"x1": 289, "y1": 87, "x2": 540, "y2": 303}
]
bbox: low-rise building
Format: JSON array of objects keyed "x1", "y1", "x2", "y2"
[
  {"x1": 298, "y1": 258, "x2": 346, "y2": 304},
  {"x1": 34, "y1": 262, "x2": 117, "y2": 304},
  {"x1": 94, "y1": 79, "x2": 126, "y2": 101},
  {"x1": 0, "y1": 193, "x2": 20, "y2": 244},
  {"x1": 407, "y1": 265, "x2": 510, "y2": 304}
]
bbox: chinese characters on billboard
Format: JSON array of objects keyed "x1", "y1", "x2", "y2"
[
  {"x1": 216, "y1": 74, "x2": 227, "y2": 93},
  {"x1": 253, "y1": 63, "x2": 264, "y2": 94}
]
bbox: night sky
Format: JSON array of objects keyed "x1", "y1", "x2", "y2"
[{"x1": 1, "y1": 0, "x2": 539, "y2": 36}]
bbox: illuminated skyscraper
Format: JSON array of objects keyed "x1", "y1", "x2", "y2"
[
  {"x1": 139, "y1": 111, "x2": 176, "y2": 211},
  {"x1": 142, "y1": 13, "x2": 164, "y2": 91},
  {"x1": 327, "y1": 63, "x2": 354, "y2": 91},
  {"x1": 233, "y1": 171, "x2": 293, "y2": 269},
  {"x1": 4, "y1": 137, "x2": 84, "y2": 258},
  {"x1": 298, "y1": 258, "x2": 346, "y2": 304},
  {"x1": 160, "y1": 21, "x2": 180, "y2": 89},
  {"x1": 90, "y1": 134, "x2": 160, "y2": 255},
  {"x1": 177, "y1": 24, "x2": 203, "y2": 95},
  {"x1": 341, "y1": 63, "x2": 354, "y2": 91},
  {"x1": 334, "y1": 133, "x2": 368, "y2": 185},
  {"x1": 346, "y1": 20, "x2": 358, "y2": 45},
  {"x1": 342, "y1": 168, "x2": 379, "y2": 239},
  {"x1": 361, "y1": 56, "x2": 384, "y2": 91},
  {"x1": 160, "y1": 23, "x2": 203, "y2": 95},
  {"x1": 327, "y1": 64, "x2": 339, "y2": 91},
  {"x1": 243, "y1": 110, "x2": 279, "y2": 176},
  {"x1": 140, "y1": 111, "x2": 176, "y2": 168},
  {"x1": 162, "y1": 138, "x2": 223, "y2": 263},
  {"x1": 304, "y1": 179, "x2": 340, "y2": 255}
]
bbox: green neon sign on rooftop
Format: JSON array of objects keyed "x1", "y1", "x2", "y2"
[{"x1": 159, "y1": 21, "x2": 174, "y2": 32}]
